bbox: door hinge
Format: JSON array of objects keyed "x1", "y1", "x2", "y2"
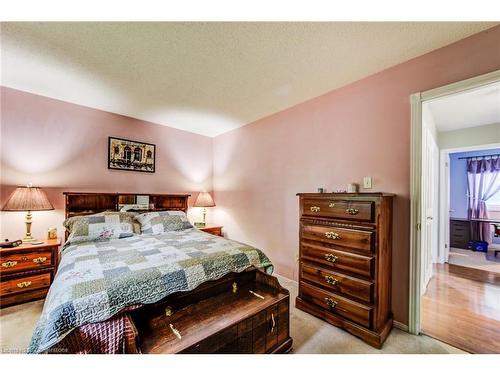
[
  {"x1": 445, "y1": 243, "x2": 448, "y2": 248},
  {"x1": 445, "y1": 162, "x2": 449, "y2": 167}
]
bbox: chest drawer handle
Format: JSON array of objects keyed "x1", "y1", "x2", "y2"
[
  {"x1": 324, "y1": 297, "x2": 337, "y2": 308},
  {"x1": 325, "y1": 232, "x2": 341, "y2": 240},
  {"x1": 346, "y1": 208, "x2": 359, "y2": 215},
  {"x1": 17, "y1": 281, "x2": 32, "y2": 288},
  {"x1": 328, "y1": 202, "x2": 335, "y2": 207},
  {"x1": 2, "y1": 260, "x2": 18, "y2": 268},
  {"x1": 325, "y1": 275, "x2": 338, "y2": 285},
  {"x1": 270, "y1": 313, "x2": 276, "y2": 332},
  {"x1": 324, "y1": 253, "x2": 338, "y2": 263},
  {"x1": 33, "y1": 257, "x2": 47, "y2": 264},
  {"x1": 310, "y1": 206, "x2": 320, "y2": 213},
  {"x1": 169, "y1": 324, "x2": 182, "y2": 340}
]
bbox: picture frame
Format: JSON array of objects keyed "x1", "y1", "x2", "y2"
[{"x1": 108, "y1": 136, "x2": 156, "y2": 173}]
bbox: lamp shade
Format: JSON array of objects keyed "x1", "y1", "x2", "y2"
[
  {"x1": 193, "y1": 191, "x2": 215, "y2": 208},
  {"x1": 2, "y1": 186, "x2": 54, "y2": 211}
]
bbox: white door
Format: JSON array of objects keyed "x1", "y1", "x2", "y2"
[{"x1": 421, "y1": 127, "x2": 439, "y2": 294}]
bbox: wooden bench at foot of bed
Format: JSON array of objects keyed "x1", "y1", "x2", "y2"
[{"x1": 131, "y1": 269, "x2": 293, "y2": 354}]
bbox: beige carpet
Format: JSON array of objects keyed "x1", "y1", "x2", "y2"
[
  {"x1": 0, "y1": 276, "x2": 464, "y2": 354},
  {"x1": 448, "y1": 247, "x2": 500, "y2": 273}
]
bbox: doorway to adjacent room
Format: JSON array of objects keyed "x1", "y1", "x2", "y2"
[{"x1": 409, "y1": 70, "x2": 500, "y2": 353}]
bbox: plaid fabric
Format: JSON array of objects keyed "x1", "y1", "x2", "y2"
[
  {"x1": 28, "y1": 228, "x2": 273, "y2": 353},
  {"x1": 47, "y1": 310, "x2": 140, "y2": 354},
  {"x1": 63, "y1": 212, "x2": 137, "y2": 243},
  {"x1": 135, "y1": 211, "x2": 193, "y2": 234}
]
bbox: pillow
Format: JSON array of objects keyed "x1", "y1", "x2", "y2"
[
  {"x1": 136, "y1": 211, "x2": 193, "y2": 234},
  {"x1": 63, "y1": 211, "x2": 137, "y2": 243}
]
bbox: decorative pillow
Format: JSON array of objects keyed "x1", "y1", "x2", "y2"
[
  {"x1": 135, "y1": 211, "x2": 193, "y2": 234},
  {"x1": 63, "y1": 212, "x2": 137, "y2": 243}
]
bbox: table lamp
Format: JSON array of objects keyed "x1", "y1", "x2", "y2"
[
  {"x1": 2, "y1": 184, "x2": 54, "y2": 242},
  {"x1": 193, "y1": 191, "x2": 215, "y2": 228}
]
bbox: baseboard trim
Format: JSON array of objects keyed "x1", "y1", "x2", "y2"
[{"x1": 393, "y1": 320, "x2": 409, "y2": 332}]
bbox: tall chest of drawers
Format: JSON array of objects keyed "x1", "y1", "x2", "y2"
[{"x1": 296, "y1": 193, "x2": 393, "y2": 348}]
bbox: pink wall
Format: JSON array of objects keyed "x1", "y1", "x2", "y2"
[
  {"x1": 0, "y1": 87, "x2": 213, "y2": 240},
  {"x1": 212, "y1": 26, "x2": 500, "y2": 324},
  {"x1": 1, "y1": 26, "x2": 499, "y2": 325}
]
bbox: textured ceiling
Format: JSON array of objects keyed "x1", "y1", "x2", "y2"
[
  {"x1": 1, "y1": 22, "x2": 497, "y2": 137},
  {"x1": 428, "y1": 82, "x2": 500, "y2": 132}
]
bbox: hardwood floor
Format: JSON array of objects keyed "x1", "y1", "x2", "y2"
[{"x1": 421, "y1": 264, "x2": 500, "y2": 353}]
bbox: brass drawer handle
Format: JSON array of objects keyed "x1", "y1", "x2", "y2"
[
  {"x1": 33, "y1": 257, "x2": 47, "y2": 264},
  {"x1": 325, "y1": 275, "x2": 338, "y2": 285},
  {"x1": 325, "y1": 231, "x2": 341, "y2": 240},
  {"x1": 169, "y1": 324, "x2": 182, "y2": 340},
  {"x1": 328, "y1": 202, "x2": 335, "y2": 208},
  {"x1": 17, "y1": 281, "x2": 32, "y2": 288},
  {"x1": 324, "y1": 297, "x2": 337, "y2": 308},
  {"x1": 324, "y1": 253, "x2": 338, "y2": 263},
  {"x1": 2, "y1": 260, "x2": 18, "y2": 268},
  {"x1": 310, "y1": 206, "x2": 321, "y2": 213},
  {"x1": 346, "y1": 208, "x2": 359, "y2": 215}
]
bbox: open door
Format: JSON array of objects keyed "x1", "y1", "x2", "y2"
[{"x1": 421, "y1": 125, "x2": 439, "y2": 294}]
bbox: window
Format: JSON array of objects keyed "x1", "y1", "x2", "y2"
[
  {"x1": 134, "y1": 147, "x2": 142, "y2": 161},
  {"x1": 486, "y1": 183, "x2": 500, "y2": 219},
  {"x1": 487, "y1": 189, "x2": 500, "y2": 205},
  {"x1": 123, "y1": 146, "x2": 132, "y2": 161}
]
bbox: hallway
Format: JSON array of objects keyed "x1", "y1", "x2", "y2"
[{"x1": 421, "y1": 264, "x2": 500, "y2": 353}]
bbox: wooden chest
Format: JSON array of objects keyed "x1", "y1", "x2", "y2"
[
  {"x1": 296, "y1": 193, "x2": 393, "y2": 348},
  {"x1": 131, "y1": 269, "x2": 293, "y2": 354},
  {"x1": 0, "y1": 239, "x2": 61, "y2": 308}
]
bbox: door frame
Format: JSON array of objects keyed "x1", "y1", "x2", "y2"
[
  {"x1": 439, "y1": 143, "x2": 500, "y2": 264},
  {"x1": 408, "y1": 69, "x2": 500, "y2": 335}
]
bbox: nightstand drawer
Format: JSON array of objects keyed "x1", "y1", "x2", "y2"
[
  {"x1": 0, "y1": 272, "x2": 51, "y2": 296},
  {"x1": 1, "y1": 250, "x2": 53, "y2": 273},
  {"x1": 199, "y1": 226, "x2": 223, "y2": 237}
]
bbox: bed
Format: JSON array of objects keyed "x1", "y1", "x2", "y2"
[{"x1": 27, "y1": 192, "x2": 292, "y2": 354}]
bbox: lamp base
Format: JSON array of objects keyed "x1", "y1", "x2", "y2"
[
  {"x1": 22, "y1": 237, "x2": 40, "y2": 243},
  {"x1": 22, "y1": 211, "x2": 40, "y2": 243}
]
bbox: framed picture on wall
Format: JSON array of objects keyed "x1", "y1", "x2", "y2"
[{"x1": 108, "y1": 136, "x2": 156, "y2": 173}]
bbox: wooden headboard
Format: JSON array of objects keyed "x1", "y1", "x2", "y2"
[{"x1": 63, "y1": 192, "x2": 190, "y2": 219}]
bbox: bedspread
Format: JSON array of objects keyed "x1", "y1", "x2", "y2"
[{"x1": 28, "y1": 228, "x2": 272, "y2": 353}]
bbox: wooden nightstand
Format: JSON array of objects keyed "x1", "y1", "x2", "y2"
[
  {"x1": 0, "y1": 238, "x2": 61, "y2": 308},
  {"x1": 199, "y1": 224, "x2": 223, "y2": 237}
]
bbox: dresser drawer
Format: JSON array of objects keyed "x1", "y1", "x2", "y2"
[
  {"x1": 300, "y1": 281, "x2": 372, "y2": 328},
  {"x1": 301, "y1": 223, "x2": 374, "y2": 255},
  {"x1": 301, "y1": 241, "x2": 373, "y2": 278},
  {"x1": 301, "y1": 264, "x2": 374, "y2": 303},
  {"x1": 0, "y1": 272, "x2": 51, "y2": 296},
  {"x1": 1, "y1": 250, "x2": 53, "y2": 273},
  {"x1": 302, "y1": 199, "x2": 374, "y2": 222}
]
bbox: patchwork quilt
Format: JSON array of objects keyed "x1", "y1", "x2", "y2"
[{"x1": 28, "y1": 228, "x2": 273, "y2": 353}]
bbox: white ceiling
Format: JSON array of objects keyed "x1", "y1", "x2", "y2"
[
  {"x1": 1, "y1": 22, "x2": 497, "y2": 137},
  {"x1": 428, "y1": 82, "x2": 500, "y2": 132}
]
